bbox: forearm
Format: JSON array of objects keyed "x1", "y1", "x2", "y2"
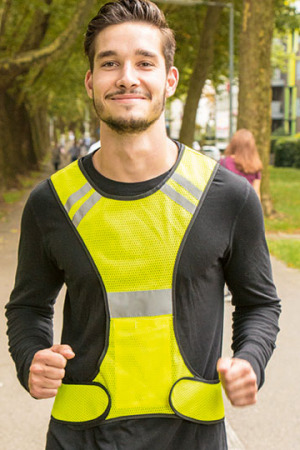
[
  {"x1": 231, "y1": 302, "x2": 281, "y2": 388},
  {"x1": 225, "y1": 185, "x2": 281, "y2": 388},
  {"x1": 6, "y1": 303, "x2": 55, "y2": 390},
  {"x1": 6, "y1": 193, "x2": 64, "y2": 390}
]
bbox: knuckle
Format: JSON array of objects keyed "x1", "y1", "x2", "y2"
[{"x1": 34, "y1": 349, "x2": 48, "y2": 361}]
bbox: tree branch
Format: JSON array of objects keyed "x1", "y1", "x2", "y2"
[
  {"x1": 0, "y1": 0, "x2": 12, "y2": 40},
  {"x1": 0, "y1": 0, "x2": 95, "y2": 86},
  {"x1": 18, "y1": 0, "x2": 53, "y2": 53}
]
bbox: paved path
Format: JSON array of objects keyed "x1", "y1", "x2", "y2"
[
  {"x1": 224, "y1": 258, "x2": 300, "y2": 449},
  {"x1": 0, "y1": 175, "x2": 299, "y2": 449}
]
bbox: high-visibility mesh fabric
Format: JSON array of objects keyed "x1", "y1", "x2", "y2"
[
  {"x1": 94, "y1": 315, "x2": 193, "y2": 419},
  {"x1": 170, "y1": 378, "x2": 224, "y2": 422},
  {"x1": 176, "y1": 148, "x2": 216, "y2": 193},
  {"x1": 51, "y1": 147, "x2": 224, "y2": 424},
  {"x1": 51, "y1": 161, "x2": 88, "y2": 207},
  {"x1": 52, "y1": 383, "x2": 109, "y2": 422},
  {"x1": 77, "y1": 190, "x2": 191, "y2": 293}
]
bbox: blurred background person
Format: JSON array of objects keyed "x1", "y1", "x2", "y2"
[
  {"x1": 220, "y1": 129, "x2": 263, "y2": 200},
  {"x1": 68, "y1": 138, "x2": 81, "y2": 162}
]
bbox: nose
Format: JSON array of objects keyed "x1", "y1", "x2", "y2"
[{"x1": 116, "y1": 62, "x2": 140, "y2": 90}]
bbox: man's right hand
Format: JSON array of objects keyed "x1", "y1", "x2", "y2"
[{"x1": 29, "y1": 344, "x2": 75, "y2": 399}]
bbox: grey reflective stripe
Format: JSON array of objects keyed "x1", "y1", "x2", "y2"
[
  {"x1": 72, "y1": 191, "x2": 102, "y2": 228},
  {"x1": 160, "y1": 184, "x2": 196, "y2": 215},
  {"x1": 64, "y1": 182, "x2": 92, "y2": 212},
  {"x1": 107, "y1": 289, "x2": 172, "y2": 318},
  {"x1": 172, "y1": 173, "x2": 202, "y2": 201}
]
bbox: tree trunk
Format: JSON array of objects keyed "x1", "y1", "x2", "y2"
[
  {"x1": 238, "y1": 0, "x2": 275, "y2": 216},
  {"x1": 179, "y1": 6, "x2": 223, "y2": 148},
  {"x1": 0, "y1": 0, "x2": 96, "y2": 189},
  {"x1": 0, "y1": 89, "x2": 38, "y2": 188}
]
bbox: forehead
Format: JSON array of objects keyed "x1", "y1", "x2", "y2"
[{"x1": 93, "y1": 22, "x2": 165, "y2": 59}]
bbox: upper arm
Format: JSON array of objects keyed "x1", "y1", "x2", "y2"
[{"x1": 252, "y1": 178, "x2": 261, "y2": 200}]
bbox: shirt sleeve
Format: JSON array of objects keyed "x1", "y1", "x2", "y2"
[
  {"x1": 5, "y1": 195, "x2": 64, "y2": 391},
  {"x1": 223, "y1": 183, "x2": 281, "y2": 388}
]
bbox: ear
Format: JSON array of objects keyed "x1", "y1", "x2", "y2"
[
  {"x1": 85, "y1": 70, "x2": 93, "y2": 99},
  {"x1": 165, "y1": 66, "x2": 179, "y2": 99}
]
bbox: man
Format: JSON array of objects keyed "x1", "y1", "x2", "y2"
[{"x1": 6, "y1": 1, "x2": 280, "y2": 449}]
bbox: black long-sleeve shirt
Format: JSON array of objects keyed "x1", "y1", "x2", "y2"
[{"x1": 6, "y1": 144, "x2": 280, "y2": 449}]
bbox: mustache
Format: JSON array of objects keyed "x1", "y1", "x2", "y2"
[{"x1": 105, "y1": 90, "x2": 151, "y2": 100}]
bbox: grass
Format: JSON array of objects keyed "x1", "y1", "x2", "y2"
[
  {"x1": 264, "y1": 166, "x2": 300, "y2": 269},
  {"x1": 267, "y1": 239, "x2": 300, "y2": 270},
  {"x1": 264, "y1": 166, "x2": 300, "y2": 233},
  {"x1": 0, "y1": 167, "x2": 48, "y2": 219}
]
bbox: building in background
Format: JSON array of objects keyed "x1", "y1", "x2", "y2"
[
  {"x1": 271, "y1": 31, "x2": 300, "y2": 135},
  {"x1": 271, "y1": 2, "x2": 300, "y2": 135},
  {"x1": 168, "y1": 80, "x2": 238, "y2": 152}
]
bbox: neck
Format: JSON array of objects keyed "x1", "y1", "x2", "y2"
[{"x1": 92, "y1": 119, "x2": 178, "y2": 182}]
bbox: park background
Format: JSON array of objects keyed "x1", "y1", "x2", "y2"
[
  {"x1": 0, "y1": 1, "x2": 300, "y2": 449},
  {"x1": 0, "y1": 0, "x2": 299, "y2": 268}
]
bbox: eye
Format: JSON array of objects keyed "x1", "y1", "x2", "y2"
[
  {"x1": 102, "y1": 61, "x2": 118, "y2": 68},
  {"x1": 139, "y1": 61, "x2": 154, "y2": 68}
]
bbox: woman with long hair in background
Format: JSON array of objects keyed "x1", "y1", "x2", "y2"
[{"x1": 220, "y1": 129, "x2": 263, "y2": 200}]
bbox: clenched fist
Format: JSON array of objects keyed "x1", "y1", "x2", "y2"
[
  {"x1": 29, "y1": 344, "x2": 75, "y2": 399},
  {"x1": 217, "y1": 357, "x2": 257, "y2": 407}
]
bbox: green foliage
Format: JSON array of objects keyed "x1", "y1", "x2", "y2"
[
  {"x1": 158, "y1": 1, "x2": 242, "y2": 99},
  {"x1": 0, "y1": 0, "x2": 100, "y2": 126},
  {"x1": 264, "y1": 166, "x2": 300, "y2": 233},
  {"x1": 274, "y1": 137, "x2": 300, "y2": 167},
  {"x1": 159, "y1": 3, "x2": 205, "y2": 98},
  {"x1": 274, "y1": 2, "x2": 300, "y2": 32},
  {"x1": 271, "y1": 35, "x2": 288, "y2": 73}
]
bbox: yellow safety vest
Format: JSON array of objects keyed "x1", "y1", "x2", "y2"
[{"x1": 50, "y1": 146, "x2": 224, "y2": 427}]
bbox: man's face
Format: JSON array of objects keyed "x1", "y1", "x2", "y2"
[{"x1": 85, "y1": 22, "x2": 178, "y2": 134}]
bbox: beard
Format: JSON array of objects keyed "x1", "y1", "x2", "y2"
[{"x1": 92, "y1": 89, "x2": 166, "y2": 135}]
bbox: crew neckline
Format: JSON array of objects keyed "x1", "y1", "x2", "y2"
[{"x1": 80, "y1": 141, "x2": 184, "y2": 198}]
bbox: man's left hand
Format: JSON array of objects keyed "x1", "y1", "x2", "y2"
[{"x1": 217, "y1": 357, "x2": 257, "y2": 406}]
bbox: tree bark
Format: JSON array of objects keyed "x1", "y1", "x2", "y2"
[
  {"x1": 179, "y1": 6, "x2": 223, "y2": 148},
  {"x1": 0, "y1": 0, "x2": 96, "y2": 189},
  {"x1": 0, "y1": 89, "x2": 40, "y2": 188},
  {"x1": 238, "y1": 0, "x2": 275, "y2": 216}
]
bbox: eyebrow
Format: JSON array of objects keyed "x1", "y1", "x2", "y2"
[
  {"x1": 95, "y1": 49, "x2": 159, "y2": 60},
  {"x1": 135, "y1": 49, "x2": 158, "y2": 59},
  {"x1": 96, "y1": 50, "x2": 118, "y2": 60}
]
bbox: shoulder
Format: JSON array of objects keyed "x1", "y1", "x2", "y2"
[
  {"x1": 25, "y1": 178, "x2": 60, "y2": 222},
  {"x1": 28, "y1": 178, "x2": 54, "y2": 205},
  {"x1": 213, "y1": 163, "x2": 250, "y2": 202}
]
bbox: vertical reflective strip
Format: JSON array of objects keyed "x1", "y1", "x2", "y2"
[
  {"x1": 172, "y1": 173, "x2": 202, "y2": 201},
  {"x1": 160, "y1": 184, "x2": 196, "y2": 215},
  {"x1": 64, "y1": 182, "x2": 93, "y2": 212},
  {"x1": 107, "y1": 289, "x2": 172, "y2": 318},
  {"x1": 72, "y1": 191, "x2": 102, "y2": 228}
]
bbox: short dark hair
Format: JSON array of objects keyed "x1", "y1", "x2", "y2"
[{"x1": 84, "y1": 0, "x2": 176, "y2": 72}]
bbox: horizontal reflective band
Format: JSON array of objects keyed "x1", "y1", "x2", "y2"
[
  {"x1": 72, "y1": 191, "x2": 102, "y2": 228},
  {"x1": 170, "y1": 377, "x2": 225, "y2": 423},
  {"x1": 64, "y1": 182, "x2": 92, "y2": 212},
  {"x1": 160, "y1": 184, "x2": 196, "y2": 215},
  {"x1": 107, "y1": 289, "x2": 172, "y2": 318},
  {"x1": 52, "y1": 382, "x2": 110, "y2": 423},
  {"x1": 172, "y1": 173, "x2": 202, "y2": 201}
]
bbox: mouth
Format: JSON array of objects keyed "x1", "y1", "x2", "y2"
[
  {"x1": 106, "y1": 92, "x2": 150, "y2": 102},
  {"x1": 111, "y1": 96, "x2": 147, "y2": 103}
]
